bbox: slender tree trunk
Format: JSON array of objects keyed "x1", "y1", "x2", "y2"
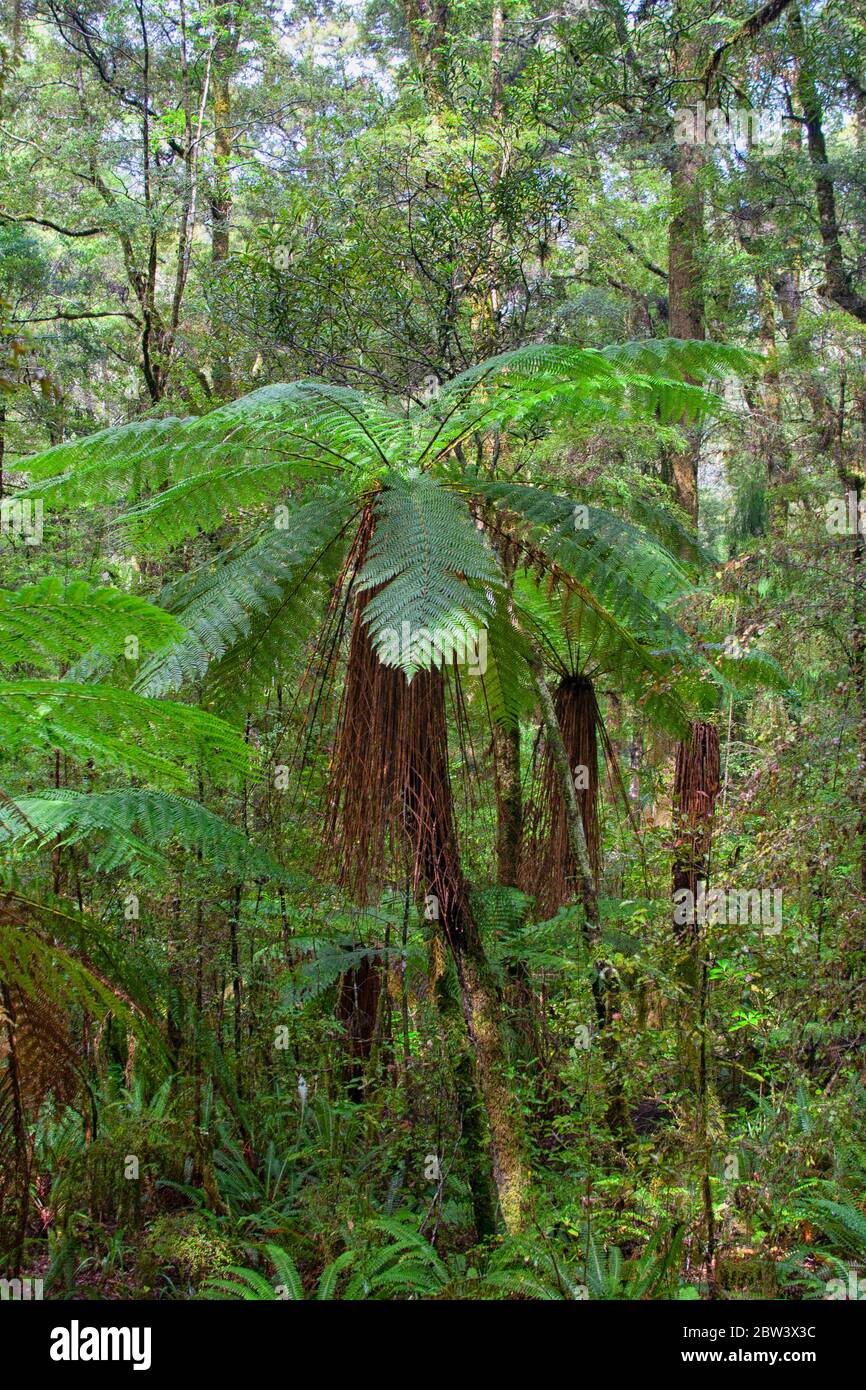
[
  {"x1": 401, "y1": 0, "x2": 450, "y2": 108},
  {"x1": 790, "y1": 7, "x2": 866, "y2": 324},
  {"x1": 405, "y1": 669, "x2": 531, "y2": 1232},
  {"x1": 0, "y1": 981, "x2": 29, "y2": 1277},
  {"x1": 671, "y1": 720, "x2": 721, "y2": 1290},
  {"x1": 756, "y1": 273, "x2": 792, "y2": 530},
  {"x1": 493, "y1": 723, "x2": 522, "y2": 886},
  {"x1": 433, "y1": 960, "x2": 499, "y2": 1238},
  {"x1": 210, "y1": 10, "x2": 239, "y2": 397},
  {"x1": 667, "y1": 139, "x2": 705, "y2": 523}
]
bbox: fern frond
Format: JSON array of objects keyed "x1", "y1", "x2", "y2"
[
  {"x1": 0, "y1": 682, "x2": 254, "y2": 784},
  {"x1": 18, "y1": 383, "x2": 405, "y2": 514},
  {"x1": 0, "y1": 889, "x2": 159, "y2": 1040},
  {"x1": 18, "y1": 417, "x2": 190, "y2": 503},
  {"x1": 471, "y1": 479, "x2": 693, "y2": 610},
  {"x1": 263, "y1": 1243, "x2": 305, "y2": 1299},
  {"x1": 712, "y1": 647, "x2": 790, "y2": 694},
  {"x1": 134, "y1": 491, "x2": 355, "y2": 700},
  {"x1": 200, "y1": 1267, "x2": 281, "y2": 1300},
  {"x1": 805, "y1": 1200, "x2": 866, "y2": 1260},
  {"x1": 317, "y1": 1249, "x2": 356, "y2": 1300},
  {"x1": 0, "y1": 788, "x2": 283, "y2": 878},
  {"x1": 599, "y1": 337, "x2": 761, "y2": 383},
  {"x1": 0, "y1": 579, "x2": 183, "y2": 671},
  {"x1": 358, "y1": 472, "x2": 500, "y2": 676},
  {"x1": 478, "y1": 588, "x2": 536, "y2": 728},
  {"x1": 429, "y1": 339, "x2": 744, "y2": 440}
]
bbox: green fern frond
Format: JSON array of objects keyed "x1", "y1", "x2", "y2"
[
  {"x1": 0, "y1": 682, "x2": 254, "y2": 784},
  {"x1": 0, "y1": 788, "x2": 284, "y2": 878},
  {"x1": 478, "y1": 588, "x2": 536, "y2": 727},
  {"x1": 431, "y1": 339, "x2": 744, "y2": 437},
  {"x1": 599, "y1": 337, "x2": 761, "y2": 383},
  {"x1": 317, "y1": 1249, "x2": 356, "y2": 1300},
  {"x1": 712, "y1": 647, "x2": 790, "y2": 694},
  {"x1": 358, "y1": 472, "x2": 500, "y2": 676},
  {"x1": 134, "y1": 491, "x2": 355, "y2": 700},
  {"x1": 200, "y1": 1267, "x2": 281, "y2": 1300},
  {"x1": 806, "y1": 1200, "x2": 866, "y2": 1259},
  {"x1": 18, "y1": 383, "x2": 404, "y2": 515},
  {"x1": 471, "y1": 479, "x2": 693, "y2": 610},
  {"x1": 18, "y1": 416, "x2": 190, "y2": 503},
  {"x1": 0, "y1": 889, "x2": 161, "y2": 1046},
  {"x1": 0, "y1": 579, "x2": 183, "y2": 671}
]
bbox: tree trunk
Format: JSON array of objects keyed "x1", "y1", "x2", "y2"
[
  {"x1": 404, "y1": 668, "x2": 531, "y2": 1232},
  {"x1": 667, "y1": 139, "x2": 705, "y2": 523},
  {"x1": 327, "y1": 583, "x2": 530, "y2": 1232},
  {"x1": 401, "y1": 0, "x2": 450, "y2": 109},
  {"x1": 210, "y1": 11, "x2": 239, "y2": 397}
]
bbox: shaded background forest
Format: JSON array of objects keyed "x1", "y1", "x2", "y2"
[{"x1": 1, "y1": 0, "x2": 866, "y2": 1301}]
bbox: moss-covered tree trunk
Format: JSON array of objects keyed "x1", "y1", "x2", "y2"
[{"x1": 404, "y1": 669, "x2": 530, "y2": 1234}]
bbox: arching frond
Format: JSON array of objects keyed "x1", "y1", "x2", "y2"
[
  {"x1": 0, "y1": 681, "x2": 254, "y2": 784},
  {"x1": 18, "y1": 417, "x2": 190, "y2": 503},
  {"x1": 134, "y1": 490, "x2": 356, "y2": 701},
  {"x1": 18, "y1": 382, "x2": 406, "y2": 516},
  {"x1": 599, "y1": 337, "x2": 760, "y2": 383},
  {"x1": 511, "y1": 572, "x2": 695, "y2": 735},
  {"x1": 470, "y1": 478, "x2": 693, "y2": 610},
  {"x1": 476, "y1": 589, "x2": 536, "y2": 728},
  {"x1": 357, "y1": 472, "x2": 501, "y2": 677},
  {"x1": 0, "y1": 578, "x2": 183, "y2": 671},
  {"x1": 0, "y1": 788, "x2": 285, "y2": 878}
]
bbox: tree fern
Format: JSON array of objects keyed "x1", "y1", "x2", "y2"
[{"x1": 11, "y1": 341, "x2": 765, "y2": 734}]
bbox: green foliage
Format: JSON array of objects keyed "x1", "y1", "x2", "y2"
[
  {"x1": 359, "y1": 471, "x2": 500, "y2": 675},
  {"x1": 134, "y1": 490, "x2": 355, "y2": 703},
  {"x1": 0, "y1": 578, "x2": 183, "y2": 669},
  {"x1": 2, "y1": 0, "x2": 862, "y2": 1310},
  {"x1": 0, "y1": 788, "x2": 284, "y2": 877},
  {"x1": 804, "y1": 1200, "x2": 866, "y2": 1261},
  {"x1": 0, "y1": 680, "x2": 253, "y2": 784}
]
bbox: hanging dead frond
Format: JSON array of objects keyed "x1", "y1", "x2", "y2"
[
  {"x1": 322, "y1": 529, "x2": 530, "y2": 1230},
  {"x1": 521, "y1": 675, "x2": 602, "y2": 918},
  {"x1": 671, "y1": 719, "x2": 721, "y2": 938},
  {"x1": 0, "y1": 905, "x2": 83, "y2": 1272},
  {"x1": 324, "y1": 589, "x2": 474, "y2": 953},
  {"x1": 335, "y1": 947, "x2": 384, "y2": 1101}
]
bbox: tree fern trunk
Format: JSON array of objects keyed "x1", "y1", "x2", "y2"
[
  {"x1": 403, "y1": 668, "x2": 531, "y2": 1233},
  {"x1": 527, "y1": 651, "x2": 630, "y2": 1138},
  {"x1": 671, "y1": 718, "x2": 721, "y2": 1290},
  {"x1": 327, "y1": 594, "x2": 530, "y2": 1232},
  {"x1": 0, "y1": 981, "x2": 30, "y2": 1278}
]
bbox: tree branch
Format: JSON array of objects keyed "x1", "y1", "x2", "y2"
[
  {"x1": 0, "y1": 211, "x2": 108, "y2": 238},
  {"x1": 14, "y1": 310, "x2": 141, "y2": 324}
]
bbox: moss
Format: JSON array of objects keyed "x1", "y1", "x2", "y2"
[
  {"x1": 136, "y1": 1211, "x2": 241, "y2": 1294},
  {"x1": 459, "y1": 950, "x2": 531, "y2": 1235},
  {"x1": 715, "y1": 1251, "x2": 780, "y2": 1298},
  {"x1": 53, "y1": 1118, "x2": 188, "y2": 1230}
]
